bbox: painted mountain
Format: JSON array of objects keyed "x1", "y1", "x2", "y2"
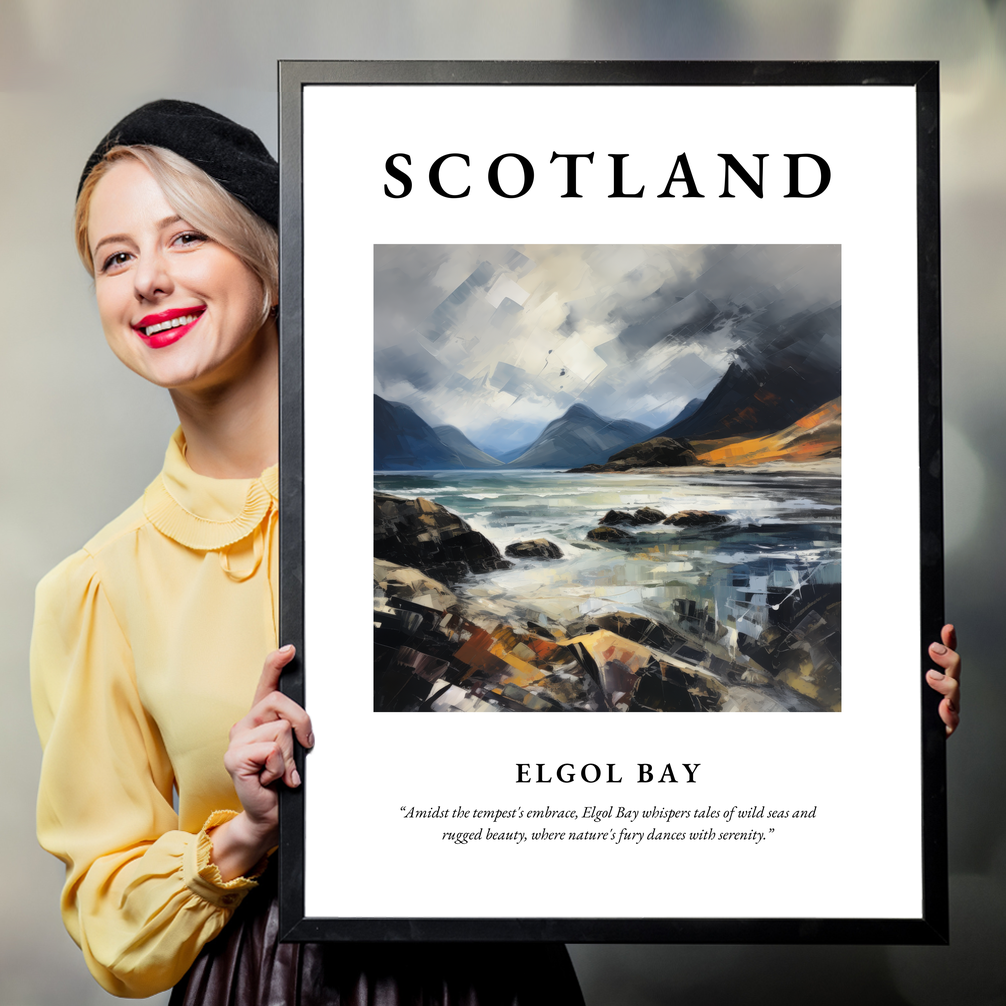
[
  {"x1": 433, "y1": 425, "x2": 504, "y2": 468},
  {"x1": 659, "y1": 305, "x2": 841, "y2": 441},
  {"x1": 504, "y1": 403, "x2": 651, "y2": 469},
  {"x1": 494, "y1": 441, "x2": 539, "y2": 464},
  {"x1": 663, "y1": 396, "x2": 704, "y2": 430},
  {"x1": 694, "y1": 397, "x2": 841, "y2": 466},
  {"x1": 374, "y1": 395, "x2": 464, "y2": 470},
  {"x1": 376, "y1": 394, "x2": 653, "y2": 471}
]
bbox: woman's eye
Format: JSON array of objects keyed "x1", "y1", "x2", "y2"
[
  {"x1": 101, "y1": 251, "x2": 132, "y2": 273},
  {"x1": 173, "y1": 231, "x2": 208, "y2": 248}
]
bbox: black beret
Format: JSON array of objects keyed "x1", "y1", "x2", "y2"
[{"x1": 78, "y1": 99, "x2": 278, "y2": 228}]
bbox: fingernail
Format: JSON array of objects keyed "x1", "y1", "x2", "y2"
[
  {"x1": 931, "y1": 643, "x2": 947, "y2": 655},
  {"x1": 292, "y1": 768, "x2": 301, "y2": 787},
  {"x1": 280, "y1": 644, "x2": 295, "y2": 654},
  {"x1": 307, "y1": 732, "x2": 315, "y2": 748},
  {"x1": 928, "y1": 670, "x2": 944, "y2": 679}
]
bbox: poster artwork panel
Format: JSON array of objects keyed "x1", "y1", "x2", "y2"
[{"x1": 373, "y1": 243, "x2": 841, "y2": 714}]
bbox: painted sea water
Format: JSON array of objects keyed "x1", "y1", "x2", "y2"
[{"x1": 374, "y1": 463, "x2": 841, "y2": 712}]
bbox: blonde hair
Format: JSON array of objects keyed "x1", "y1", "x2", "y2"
[{"x1": 75, "y1": 145, "x2": 278, "y2": 323}]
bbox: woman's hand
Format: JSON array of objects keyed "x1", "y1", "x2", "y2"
[
  {"x1": 209, "y1": 645, "x2": 314, "y2": 881},
  {"x1": 926, "y1": 624, "x2": 961, "y2": 738}
]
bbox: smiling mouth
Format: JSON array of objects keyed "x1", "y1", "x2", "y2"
[
  {"x1": 142, "y1": 313, "x2": 199, "y2": 337},
  {"x1": 134, "y1": 307, "x2": 206, "y2": 338}
]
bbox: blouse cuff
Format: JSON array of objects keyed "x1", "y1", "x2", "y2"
[{"x1": 183, "y1": 810, "x2": 269, "y2": 909}]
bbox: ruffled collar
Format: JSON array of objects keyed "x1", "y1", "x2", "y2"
[{"x1": 143, "y1": 428, "x2": 278, "y2": 551}]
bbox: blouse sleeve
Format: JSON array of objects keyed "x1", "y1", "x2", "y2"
[{"x1": 30, "y1": 549, "x2": 262, "y2": 998}]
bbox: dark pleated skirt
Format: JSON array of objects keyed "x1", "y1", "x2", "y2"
[{"x1": 169, "y1": 869, "x2": 584, "y2": 1006}]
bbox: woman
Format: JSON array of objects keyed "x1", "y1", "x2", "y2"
[{"x1": 31, "y1": 100, "x2": 586, "y2": 1003}]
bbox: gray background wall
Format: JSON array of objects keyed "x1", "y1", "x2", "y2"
[{"x1": 1, "y1": 2, "x2": 1003, "y2": 1003}]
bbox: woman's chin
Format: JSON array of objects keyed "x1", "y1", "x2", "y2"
[
  {"x1": 109, "y1": 323, "x2": 273, "y2": 395},
  {"x1": 122, "y1": 354, "x2": 218, "y2": 392}
]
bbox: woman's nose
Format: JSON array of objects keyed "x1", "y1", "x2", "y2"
[{"x1": 133, "y1": 249, "x2": 173, "y2": 302}]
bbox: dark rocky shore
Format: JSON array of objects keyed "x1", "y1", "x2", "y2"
[
  {"x1": 375, "y1": 491, "x2": 512, "y2": 582},
  {"x1": 373, "y1": 493, "x2": 841, "y2": 713}
]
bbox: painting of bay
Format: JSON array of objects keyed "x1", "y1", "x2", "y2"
[{"x1": 374, "y1": 245, "x2": 841, "y2": 713}]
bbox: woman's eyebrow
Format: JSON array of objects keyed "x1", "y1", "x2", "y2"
[
  {"x1": 92, "y1": 216, "x2": 185, "y2": 257},
  {"x1": 92, "y1": 232, "x2": 133, "y2": 256}
]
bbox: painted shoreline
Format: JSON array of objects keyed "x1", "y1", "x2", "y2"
[
  {"x1": 373, "y1": 465, "x2": 841, "y2": 714},
  {"x1": 567, "y1": 457, "x2": 841, "y2": 478}
]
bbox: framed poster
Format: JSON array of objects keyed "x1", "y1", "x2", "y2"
[{"x1": 277, "y1": 61, "x2": 946, "y2": 943}]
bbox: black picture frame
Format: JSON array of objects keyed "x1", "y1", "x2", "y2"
[{"x1": 277, "y1": 60, "x2": 945, "y2": 944}]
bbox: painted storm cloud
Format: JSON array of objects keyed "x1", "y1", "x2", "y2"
[{"x1": 373, "y1": 244, "x2": 841, "y2": 713}]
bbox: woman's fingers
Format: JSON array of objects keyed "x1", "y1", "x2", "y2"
[
  {"x1": 255, "y1": 691, "x2": 313, "y2": 749},
  {"x1": 223, "y1": 645, "x2": 311, "y2": 814},
  {"x1": 258, "y1": 742, "x2": 289, "y2": 787},
  {"x1": 942, "y1": 700, "x2": 961, "y2": 736},
  {"x1": 925, "y1": 684, "x2": 960, "y2": 736},
  {"x1": 925, "y1": 667, "x2": 959, "y2": 704},
  {"x1": 243, "y1": 644, "x2": 314, "y2": 749},
  {"x1": 941, "y1": 623, "x2": 958, "y2": 653},
  {"x1": 218, "y1": 647, "x2": 308, "y2": 848},
  {"x1": 224, "y1": 738, "x2": 287, "y2": 788},
  {"x1": 929, "y1": 636, "x2": 961, "y2": 683},
  {"x1": 232, "y1": 689, "x2": 314, "y2": 750},
  {"x1": 230, "y1": 719, "x2": 302, "y2": 788},
  {"x1": 927, "y1": 623, "x2": 961, "y2": 737},
  {"x1": 252, "y1": 644, "x2": 296, "y2": 706}
]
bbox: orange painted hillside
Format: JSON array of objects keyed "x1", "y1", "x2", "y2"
[{"x1": 694, "y1": 397, "x2": 841, "y2": 467}]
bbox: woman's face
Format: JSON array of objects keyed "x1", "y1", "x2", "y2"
[{"x1": 87, "y1": 158, "x2": 270, "y2": 393}]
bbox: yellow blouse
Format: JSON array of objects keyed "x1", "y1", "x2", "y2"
[{"x1": 31, "y1": 428, "x2": 279, "y2": 998}]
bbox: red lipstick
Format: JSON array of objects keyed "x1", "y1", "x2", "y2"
[{"x1": 132, "y1": 306, "x2": 205, "y2": 349}]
